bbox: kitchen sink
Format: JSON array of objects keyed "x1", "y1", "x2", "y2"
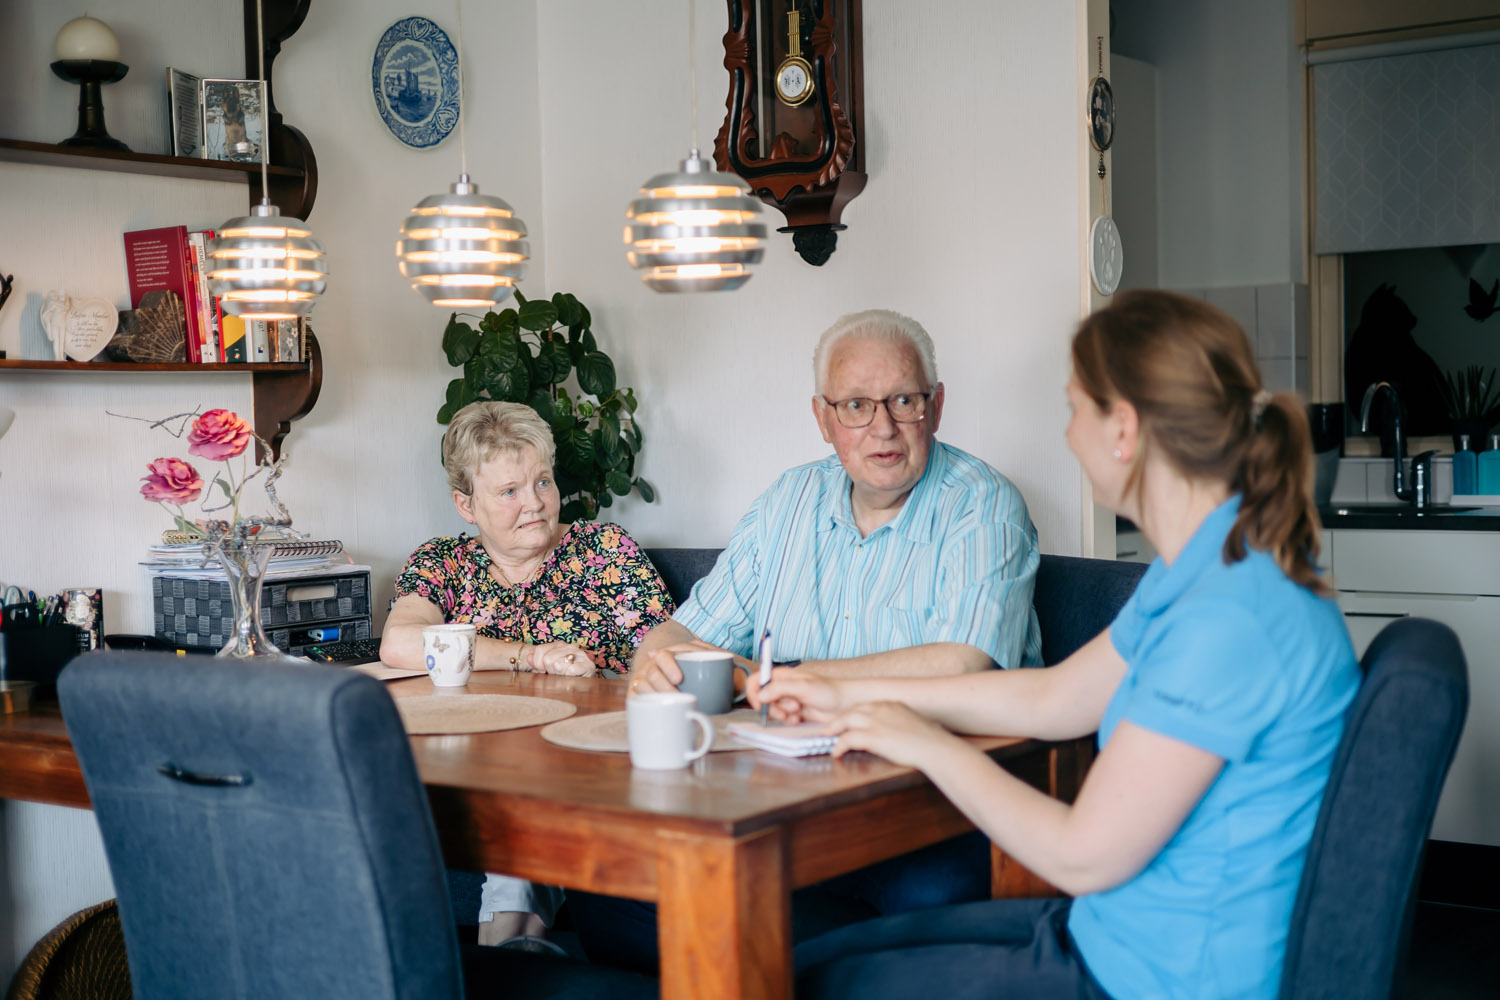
[{"x1": 1323, "y1": 504, "x2": 1480, "y2": 516}]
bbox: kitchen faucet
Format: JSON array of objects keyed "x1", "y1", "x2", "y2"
[{"x1": 1359, "y1": 381, "x2": 1424, "y2": 503}]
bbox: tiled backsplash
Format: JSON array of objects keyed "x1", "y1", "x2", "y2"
[
  {"x1": 1170, "y1": 283, "x2": 1310, "y2": 394},
  {"x1": 1329, "y1": 456, "x2": 1455, "y2": 505}
]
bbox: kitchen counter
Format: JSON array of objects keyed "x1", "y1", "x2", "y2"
[{"x1": 1319, "y1": 504, "x2": 1500, "y2": 531}]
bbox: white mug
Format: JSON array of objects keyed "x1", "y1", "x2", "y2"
[
  {"x1": 422, "y1": 623, "x2": 476, "y2": 688},
  {"x1": 626, "y1": 692, "x2": 714, "y2": 770}
]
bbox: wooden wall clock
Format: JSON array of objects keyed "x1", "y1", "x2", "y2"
[{"x1": 713, "y1": 0, "x2": 866, "y2": 266}]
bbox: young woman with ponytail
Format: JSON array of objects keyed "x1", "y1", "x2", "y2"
[{"x1": 753, "y1": 290, "x2": 1360, "y2": 999}]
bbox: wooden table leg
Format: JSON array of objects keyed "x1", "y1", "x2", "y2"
[
  {"x1": 657, "y1": 826, "x2": 792, "y2": 1000},
  {"x1": 990, "y1": 737, "x2": 1097, "y2": 899}
]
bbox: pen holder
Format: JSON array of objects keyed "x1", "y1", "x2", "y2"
[{"x1": 0, "y1": 624, "x2": 85, "y2": 695}]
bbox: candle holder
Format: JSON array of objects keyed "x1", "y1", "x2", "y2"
[{"x1": 50, "y1": 59, "x2": 130, "y2": 152}]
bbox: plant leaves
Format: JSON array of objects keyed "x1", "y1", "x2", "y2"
[
  {"x1": 540, "y1": 337, "x2": 572, "y2": 383},
  {"x1": 530, "y1": 338, "x2": 557, "y2": 384},
  {"x1": 582, "y1": 327, "x2": 598, "y2": 353},
  {"x1": 214, "y1": 476, "x2": 233, "y2": 501},
  {"x1": 561, "y1": 498, "x2": 592, "y2": 523},
  {"x1": 577, "y1": 351, "x2": 616, "y2": 397},
  {"x1": 606, "y1": 469, "x2": 632, "y2": 496},
  {"x1": 553, "y1": 292, "x2": 582, "y2": 328},
  {"x1": 593, "y1": 427, "x2": 622, "y2": 468},
  {"x1": 487, "y1": 363, "x2": 530, "y2": 402},
  {"x1": 632, "y1": 477, "x2": 656, "y2": 503},
  {"x1": 599, "y1": 409, "x2": 621, "y2": 444},
  {"x1": 526, "y1": 388, "x2": 556, "y2": 423},
  {"x1": 437, "y1": 401, "x2": 454, "y2": 423},
  {"x1": 624, "y1": 387, "x2": 638, "y2": 414},
  {"x1": 558, "y1": 424, "x2": 595, "y2": 475},
  {"x1": 443, "y1": 318, "x2": 479, "y2": 366},
  {"x1": 518, "y1": 299, "x2": 559, "y2": 332},
  {"x1": 598, "y1": 490, "x2": 614, "y2": 508}
]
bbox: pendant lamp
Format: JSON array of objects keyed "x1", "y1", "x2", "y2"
[
  {"x1": 206, "y1": 0, "x2": 328, "y2": 320},
  {"x1": 624, "y1": 0, "x2": 765, "y2": 292},
  {"x1": 396, "y1": 1, "x2": 529, "y2": 308}
]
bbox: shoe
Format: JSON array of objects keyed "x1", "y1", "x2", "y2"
[{"x1": 497, "y1": 935, "x2": 569, "y2": 958}]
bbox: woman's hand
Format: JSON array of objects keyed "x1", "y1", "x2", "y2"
[
  {"x1": 528, "y1": 642, "x2": 599, "y2": 677},
  {"x1": 824, "y1": 701, "x2": 961, "y2": 768},
  {"x1": 750, "y1": 669, "x2": 848, "y2": 723}
]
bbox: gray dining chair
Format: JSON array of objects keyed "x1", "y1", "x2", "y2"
[
  {"x1": 1278, "y1": 616, "x2": 1468, "y2": 1000},
  {"x1": 58, "y1": 651, "x2": 656, "y2": 1000}
]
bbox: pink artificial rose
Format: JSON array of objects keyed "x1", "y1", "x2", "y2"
[
  {"x1": 140, "y1": 457, "x2": 203, "y2": 504},
  {"x1": 188, "y1": 409, "x2": 253, "y2": 461}
]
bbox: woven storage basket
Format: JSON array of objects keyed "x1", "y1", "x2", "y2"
[{"x1": 6, "y1": 899, "x2": 131, "y2": 1000}]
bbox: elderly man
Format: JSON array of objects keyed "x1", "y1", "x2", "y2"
[
  {"x1": 632, "y1": 307, "x2": 1040, "y2": 688},
  {"x1": 570, "y1": 310, "x2": 1042, "y2": 975}
]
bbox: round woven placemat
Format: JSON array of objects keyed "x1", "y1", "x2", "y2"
[
  {"x1": 6, "y1": 898, "x2": 131, "y2": 1000},
  {"x1": 540, "y1": 707, "x2": 758, "y2": 753},
  {"x1": 394, "y1": 693, "x2": 576, "y2": 735}
]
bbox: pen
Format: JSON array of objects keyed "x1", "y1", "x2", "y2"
[{"x1": 758, "y1": 629, "x2": 773, "y2": 724}]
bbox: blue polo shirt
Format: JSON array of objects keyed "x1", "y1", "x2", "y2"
[
  {"x1": 673, "y1": 442, "x2": 1042, "y2": 667},
  {"x1": 1069, "y1": 496, "x2": 1358, "y2": 999}
]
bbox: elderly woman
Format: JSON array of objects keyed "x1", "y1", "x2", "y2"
[{"x1": 382, "y1": 400, "x2": 674, "y2": 945}]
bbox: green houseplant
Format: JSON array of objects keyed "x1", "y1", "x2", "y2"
[{"x1": 436, "y1": 290, "x2": 655, "y2": 523}]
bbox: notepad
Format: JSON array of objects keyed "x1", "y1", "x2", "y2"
[{"x1": 726, "y1": 720, "x2": 837, "y2": 757}]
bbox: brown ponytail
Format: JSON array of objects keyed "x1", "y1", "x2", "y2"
[{"x1": 1072, "y1": 290, "x2": 1327, "y2": 594}]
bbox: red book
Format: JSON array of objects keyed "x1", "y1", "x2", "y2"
[{"x1": 123, "y1": 226, "x2": 198, "y2": 361}]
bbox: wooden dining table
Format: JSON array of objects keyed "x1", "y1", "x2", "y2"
[{"x1": 0, "y1": 668, "x2": 1078, "y2": 1000}]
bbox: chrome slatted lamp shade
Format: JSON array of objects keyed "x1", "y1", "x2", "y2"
[
  {"x1": 396, "y1": 174, "x2": 529, "y2": 308},
  {"x1": 206, "y1": 202, "x2": 329, "y2": 320},
  {"x1": 624, "y1": 150, "x2": 766, "y2": 292}
]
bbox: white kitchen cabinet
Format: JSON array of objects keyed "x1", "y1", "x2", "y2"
[{"x1": 1327, "y1": 530, "x2": 1500, "y2": 846}]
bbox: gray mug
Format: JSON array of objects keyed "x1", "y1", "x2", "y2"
[{"x1": 674, "y1": 650, "x2": 749, "y2": 715}]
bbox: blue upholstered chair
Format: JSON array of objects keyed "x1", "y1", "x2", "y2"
[
  {"x1": 58, "y1": 652, "x2": 655, "y2": 1000},
  {"x1": 1031, "y1": 554, "x2": 1146, "y2": 666},
  {"x1": 1279, "y1": 617, "x2": 1468, "y2": 1000}
]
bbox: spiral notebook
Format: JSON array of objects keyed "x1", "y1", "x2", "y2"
[
  {"x1": 725, "y1": 720, "x2": 837, "y2": 757},
  {"x1": 155, "y1": 533, "x2": 344, "y2": 557}
]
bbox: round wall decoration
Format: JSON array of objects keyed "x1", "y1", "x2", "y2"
[{"x1": 371, "y1": 17, "x2": 460, "y2": 149}]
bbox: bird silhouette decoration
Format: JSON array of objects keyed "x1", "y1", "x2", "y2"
[{"x1": 1466, "y1": 278, "x2": 1498, "y2": 321}]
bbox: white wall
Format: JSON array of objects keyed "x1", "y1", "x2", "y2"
[
  {"x1": 1112, "y1": 0, "x2": 1304, "y2": 288},
  {"x1": 534, "y1": 0, "x2": 1087, "y2": 555},
  {"x1": 0, "y1": 0, "x2": 1090, "y2": 981}
]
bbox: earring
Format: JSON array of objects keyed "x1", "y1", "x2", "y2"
[{"x1": 1113, "y1": 448, "x2": 1123, "y2": 460}]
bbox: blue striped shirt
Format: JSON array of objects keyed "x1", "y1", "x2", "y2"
[{"x1": 673, "y1": 442, "x2": 1043, "y2": 667}]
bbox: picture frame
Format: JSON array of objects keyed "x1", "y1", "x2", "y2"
[
  {"x1": 200, "y1": 78, "x2": 266, "y2": 163},
  {"x1": 166, "y1": 67, "x2": 202, "y2": 158},
  {"x1": 1088, "y1": 75, "x2": 1115, "y2": 153}
]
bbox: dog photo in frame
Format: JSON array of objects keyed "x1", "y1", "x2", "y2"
[{"x1": 201, "y1": 79, "x2": 265, "y2": 163}]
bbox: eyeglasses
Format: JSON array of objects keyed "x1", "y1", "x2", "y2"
[{"x1": 821, "y1": 392, "x2": 931, "y2": 428}]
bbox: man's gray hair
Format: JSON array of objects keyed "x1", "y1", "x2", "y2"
[
  {"x1": 813, "y1": 309, "x2": 939, "y2": 393},
  {"x1": 443, "y1": 401, "x2": 556, "y2": 496}
]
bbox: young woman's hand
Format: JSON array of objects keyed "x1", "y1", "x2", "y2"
[
  {"x1": 824, "y1": 701, "x2": 959, "y2": 768},
  {"x1": 750, "y1": 668, "x2": 847, "y2": 723}
]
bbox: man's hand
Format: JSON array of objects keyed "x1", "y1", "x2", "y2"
[
  {"x1": 628, "y1": 640, "x2": 734, "y2": 694},
  {"x1": 823, "y1": 700, "x2": 961, "y2": 768},
  {"x1": 750, "y1": 668, "x2": 849, "y2": 723}
]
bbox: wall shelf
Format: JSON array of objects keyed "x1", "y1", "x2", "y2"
[
  {"x1": 0, "y1": 330, "x2": 323, "y2": 463},
  {"x1": 0, "y1": 138, "x2": 304, "y2": 185}
]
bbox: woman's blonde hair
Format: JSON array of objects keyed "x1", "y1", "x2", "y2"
[
  {"x1": 1071, "y1": 290, "x2": 1326, "y2": 593},
  {"x1": 443, "y1": 401, "x2": 555, "y2": 496}
]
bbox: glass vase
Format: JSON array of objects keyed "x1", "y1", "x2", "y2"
[{"x1": 214, "y1": 541, "x2": 282, "y2": 658}]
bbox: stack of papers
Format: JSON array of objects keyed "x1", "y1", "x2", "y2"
[{"x1": 726, "y1": 720, "x2": 837, "y2": 757}]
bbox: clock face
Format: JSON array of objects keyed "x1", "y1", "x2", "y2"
[
  {"x1": 776, "y1": 57, "x2": 813, "y2": 106},
  {"x1": 1090, "y1": 215, "x2": 1124, "y2": 296}
]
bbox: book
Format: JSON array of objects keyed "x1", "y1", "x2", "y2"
[
  {"x1": 726, "y1": 720, "x2": 838, "y2": 757},
  {"x1": 166, "y1": 68, "x2": 202, "y2": 158},
  {"x1": 186, "y1": 231, "x2": 218, "y2": 362},
  {"x1": 155, "y1": 534, "x2": 345, "y2": 558},
  {"x1": 178, "y1": 230, "x2": 204, "y2": 362},
  {"x1": 248, "y1": 319, "x2": 272, "y2": 363},
  {"x1": 122, "y1": 226, "x2": 196, "y2": 361},
  {"x1": 220, "y1": 313, "x2": 247, "y2": 363},
  {"x1": 275, "y1": 319, "x2": 300, "y2": 364}
]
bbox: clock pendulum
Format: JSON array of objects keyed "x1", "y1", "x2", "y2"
[{"x1": 775, "y1": 1, "x2": 814, "y2": 107}]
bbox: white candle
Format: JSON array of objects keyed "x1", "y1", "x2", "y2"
[{"x1": 54, "y1": 16, "x2": 120, "y2": 62}]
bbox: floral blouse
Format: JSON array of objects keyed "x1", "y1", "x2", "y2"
[{"x1": 394, "y1": 521, "x2": 674, "y2": 675}]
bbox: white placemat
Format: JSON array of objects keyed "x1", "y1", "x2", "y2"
[
  {"x1": 395, "y1": 694, "x2": 577, "y2": 735},
  {"x1": 540, "y1": 707, "x2": 759, "y2": 753}
]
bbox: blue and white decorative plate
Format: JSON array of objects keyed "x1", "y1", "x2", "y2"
[{"x1": 372, "y1": 16, "x2": 460, "y2": 149}]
